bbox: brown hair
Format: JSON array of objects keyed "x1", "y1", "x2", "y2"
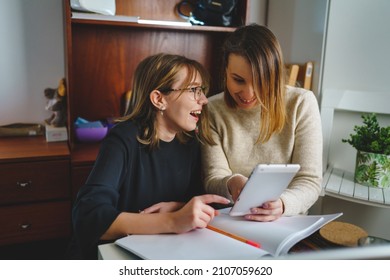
[
  {"x1": 221, "y1": 24, "x2": 287, "y2": 143},
  {"x1": 118, "y1": 53, "x2": 214, "y2": 149}
]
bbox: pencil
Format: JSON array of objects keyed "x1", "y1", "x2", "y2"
[{"x1": 206, "y1": 225, "x2": 261, "y2": 248}]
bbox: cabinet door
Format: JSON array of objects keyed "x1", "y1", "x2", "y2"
[
  {"x1": 0, "y1": 201, "x2": 71, "y2": 246},
  {"x1": 0, "y1": 160, "x2": 70, "y2": 206}
]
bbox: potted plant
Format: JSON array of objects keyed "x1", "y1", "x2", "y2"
[{"x1": 342, "y1": 113, "x2": 390, "y2": 188}]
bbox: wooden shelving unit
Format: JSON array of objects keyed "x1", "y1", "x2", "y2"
[{"x1": 63, "y1": 0, "x2": 250, "y2": 196}]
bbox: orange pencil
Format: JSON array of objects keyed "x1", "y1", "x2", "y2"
[{"x1": 206, "y1": 225, "x2": 261, "y2": 248}]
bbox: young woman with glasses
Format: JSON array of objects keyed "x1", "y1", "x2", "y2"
[{"x1": 69, "y1": 53, "x2": 230, "y2": 259}]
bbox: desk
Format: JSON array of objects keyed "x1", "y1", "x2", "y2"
[
  {"x1": 98, "y1": 241, "x2": 390, "y2": 260},
  {"x1": 98, "y1": 243, "x2": 140, "y2": 260}
]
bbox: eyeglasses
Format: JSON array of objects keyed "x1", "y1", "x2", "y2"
[{"x1": 166, "y1": 86, "x2": 206, "y2": 101}]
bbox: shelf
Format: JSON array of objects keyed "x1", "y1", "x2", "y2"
[
  {"x1": 0, "y1": 136, "x2": 69, "y2": 163},
  {"x1": 322, "y1": 166, "x2": 390, "y2": 208},
  {"x1": 71, "y1": 16, "x2": 237, "y2": 33}
]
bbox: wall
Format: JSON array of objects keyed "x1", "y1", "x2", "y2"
[
  {"x1": 322, "y1": 0, "x2": 390, "y2": 172},
  {"x1": 0, "y1": 0, "x2": 266, "y2": 126},
  {"x1": 0, "y1": 0, "x2": 65, "y2": 126},
  {"x1": 267, "y1": 0, "x2": 329, "y2": 96},
  {"x1": 322, "y1": 0, "x2": 390, "y2": 93},
  {"x1": 247, "y1": 0, "x2": 267, "y2": 25}
]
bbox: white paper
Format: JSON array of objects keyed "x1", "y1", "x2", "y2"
[
  {"x1": 115, "y1": 229, "x2": 270, "y2": 260},
  {"x1": 211, "y1": 208, "x2": 342, "y2": 256}
]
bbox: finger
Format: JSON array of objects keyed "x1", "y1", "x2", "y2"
[
  {"x1": 142, "y1": 204, "x2": 162, "y2": 214},
  {"x1": 197, "y1": 194, "x2": 231, "y2": 205},
  {"x1": 262, "y1": 200, "x2": 280, "y2": 209},
  {"x1": 196, "y1": 201, "x2": 219, "y2": 224},
  {"x1": 251, "y1": 207, "x2": 282, "y2": 216},
  {"x1": 244, "y1": 214, "x2": 278, "y2": 222},
  {"x1": 230, "y1": 187, "x2": 241, "y2": 202},
  {"x1": 198, "y1": 208, "x2": 215, "y2": 227}
]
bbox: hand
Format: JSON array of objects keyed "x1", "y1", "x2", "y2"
[
  {"x1": 244, "y1": 198, "x2": 284, "y2": 222},
  {"x1": 141, "y1": 202, "x2": 185, "y2": 214},
  {"x1": 170, "y1": 194, "x2": 230, "y2": 234},
  {"x1": 227, "y1": 174, "x2": 248, "y2": 202}
]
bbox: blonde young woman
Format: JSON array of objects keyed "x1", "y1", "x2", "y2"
[
  {"x1": 202, "y1": 24, "x2": 322, "y2": 222},
  {"x1": 70, "y1": 53, "x2": 229, "y2": 259}
]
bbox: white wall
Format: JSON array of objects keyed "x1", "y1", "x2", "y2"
[
  {"x1": 267, "y1": 0, "x2": 329, "y2": 96},
  {"x1": 0, "y1": 0, "x2": 64, "y2": 125},
  {"x1": 0, "y1": 0, "x2": 266, "y2": 127},
  {"x1": 322, "y1": 0, "x2": 390, "y2": 93},
  {"x1": 247, "y1": 0, "x2": 267, "y2": 25},
  {"x1": 322, "y1": 0, "x2": 390, "y2": 172}
]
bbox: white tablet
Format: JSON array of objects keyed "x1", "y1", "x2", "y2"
[{"x1": 229, "y1": 164, "x2": 300, "y2": 216}]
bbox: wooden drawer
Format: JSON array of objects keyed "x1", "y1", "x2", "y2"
[
  {"x1": 0, "y1": 200, "x2": 71, "y2": 246},
  {"x1": 0, "y1": 160, "x2": 70, "y2": 205}
]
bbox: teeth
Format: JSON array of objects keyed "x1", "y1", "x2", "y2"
[
  {"x1": 191, "y1": 110, "x2": 201, "y2": 115},
  {"x1": 239, "y1": 96, "x2": 256, "y2": 104}
]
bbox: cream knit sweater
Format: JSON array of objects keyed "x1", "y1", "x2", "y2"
[{"x1": 201, "y1": 86, "x2": 323, "y2": 215}]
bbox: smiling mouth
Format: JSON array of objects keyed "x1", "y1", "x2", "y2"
[
  {"x1": 238, "y1": 96, "x2": 257, "y2": 104},
  {"x1": 190, "y1": 110, "x2": 201, "y2": 116},
  {"x1": 190, "y1": 110, "x2": 201, "y2": 120}
]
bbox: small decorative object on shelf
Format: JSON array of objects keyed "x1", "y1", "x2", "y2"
[
  {"x1": 74, "y1": 117, "x2": 109, "y2": 143},
  {"x1": 177, "y1": 0, "x2": 238, "y2": 26},
  {"x1": 0, "y1": 123, "x2": 44, "y2": 137},
  {"x1": 70, "y1": 0, "x2": 116, "y2": 16},
  {"x1": 44, "y1": 78, "x2": 67, "y2": 128},
  {"x1": 342, "y1": 113, "x2": 390, "y2": 188},
  {"x1": 45, "y1": 124, "x2": 68, "y2": 142}
]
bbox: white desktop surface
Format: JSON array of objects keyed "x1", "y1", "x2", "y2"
[
  {"x1": 98, "y1": 243, "x2": 141, "y2": 260},
  {"x1": 98, "y1": 242, "x2": 390, "y2": 260}
]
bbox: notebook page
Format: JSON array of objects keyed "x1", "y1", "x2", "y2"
[
  {"x1": 115, "y1": 227, "x2": 270, "y2": 260},
  {"x1": 211, "y1": 208, "x2": 342, "y2": 256}
]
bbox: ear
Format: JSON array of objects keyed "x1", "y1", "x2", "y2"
[{"x1": 149, "y1": 90, "x2": 167, "y2": 110}]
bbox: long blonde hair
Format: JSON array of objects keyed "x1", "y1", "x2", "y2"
[
  {"x1": 221, "y1": 24, "x2": 287, "y2": 143},
  {"x1": 118, "y1": 53, "x2": 214, "y2": 149}
]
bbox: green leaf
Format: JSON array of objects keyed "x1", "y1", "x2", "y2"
[{"x1": 342, "y1": 113, "x2": 390, "y2": 155}]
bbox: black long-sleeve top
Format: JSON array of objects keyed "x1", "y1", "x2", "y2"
[{"x1": 69, "y1": 120, "x2": 202, "y2": 259}]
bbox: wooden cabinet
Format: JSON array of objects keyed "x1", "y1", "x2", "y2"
[
  {"x1": 0, "y1": 137, "x2": 71, "y2": 245},
  {"x1": 0, "y1": 160, "x2": 70, "y2": 205},
  {"x1": 63, "y1": 0, "x2": 250, "y2": 194}
]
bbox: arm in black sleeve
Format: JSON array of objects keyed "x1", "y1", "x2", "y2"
[{"x1": 71, "y1": 130, "x2": 129, "y2": 258}]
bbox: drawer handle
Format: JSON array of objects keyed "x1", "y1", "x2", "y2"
[
  {"x1": 16, "y1": 181, "x2": 32, "y2": 188},
  {"x1": 19, "y1": 223, "x2": 32, "y2": 230}
]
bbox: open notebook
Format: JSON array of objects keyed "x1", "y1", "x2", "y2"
[{"x1": 115, "y1": 208, "x2": 342, "y2": 260}]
